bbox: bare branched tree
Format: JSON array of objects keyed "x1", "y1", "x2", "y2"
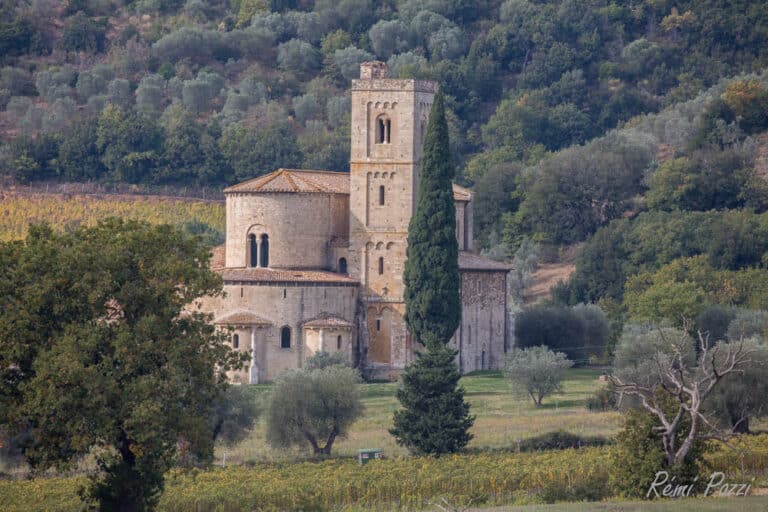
[{"x1": 611, "y1": 325, "x2": 756, "y2": 467}]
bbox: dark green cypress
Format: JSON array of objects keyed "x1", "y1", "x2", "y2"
[
  {"x1": 403, "y1": 92, "x2": 461, "y2": 349},
  {"x1": 392, "y1": 92, "x2": 474, "y2": 455},
  {"x1": 389, "y1": 344, "x2": 474, "y2": 455}
]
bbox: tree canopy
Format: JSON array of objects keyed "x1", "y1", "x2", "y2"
[{"x1": 0, "y1": 219, "x2": 247, "y2": 510}]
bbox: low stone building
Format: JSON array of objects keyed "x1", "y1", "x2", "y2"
[{"x1": 198, "y1": 62, "x2": 512, "y2": 383}]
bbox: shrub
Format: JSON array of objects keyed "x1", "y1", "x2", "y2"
[
  {"x1": 518, "y1": 431, "x2": 609, "y2": 452},
  {"x1": 304, "y1": 350, "x2": 349, "y2": 370},
  {"x1": 585, "y1": 385, "x2": 618, "y2": 412},
  {"x1": 60, "y1": 12, "x2": 107, "y2": 53},
  {"x1": 266, "y1": 365, "x2": 362, "y2": 455},
  {"x1": 504, "y1": 346, "x2": 573, "y2": 406},
  {"x1": 610, "y1": 399, "x2": 705, "y2": 498}
]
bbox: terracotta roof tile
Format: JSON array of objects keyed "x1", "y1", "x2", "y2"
[
  {"x1": 224, "y1": 169, "x2": 350, "y2": 194},
  {"x1": 302, "y1": 314, "x2": 353, "y2": 328},
  {"x1": 214, "y1": 311, "x2": 273, "y2": 326},
  {"x1": 458, "y1": 251, "x2": 512, "y2": 271},
  {"x1": 224, "y1": 169, "x2": 472, "y2": 202},
  {"x1": 220, "y1": 267, "x2": 359, "y2": 285}
]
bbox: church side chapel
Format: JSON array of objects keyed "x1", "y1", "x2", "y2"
[{"x1": 198, "y1": 62, "x2": 512, "y2": 383}]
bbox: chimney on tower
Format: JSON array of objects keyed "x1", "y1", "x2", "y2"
[{"x1": 359, "y1": 61, "x2": 389, "y2": 80}]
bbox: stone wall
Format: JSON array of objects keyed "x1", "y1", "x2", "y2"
[
  {"x1": 450, "y1": 270, "x2": 509, "y2": 373},
  {"x1": 198, "y1": 282, "x2": 358, "y2": 382},
  {"x1": 225, "y1": 192, "x2": 348, "y2": 270}
]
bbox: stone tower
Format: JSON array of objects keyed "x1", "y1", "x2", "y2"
[{"x1": 348, "y1": 61, "x2": 438, "y2": 378}]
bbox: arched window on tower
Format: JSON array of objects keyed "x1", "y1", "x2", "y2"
[
  {"x1": 379, "y1": 185, "x2": 385, "y2": 205},
  {"x1": 232, "y1": 334, "x2": 239, "y2": 349},
  {"x1": 260, "y1": 234, "x2": 269, "y2": 268},
  {"x1": 248, "y1": 234, "x2": 258, "y2": 268},
  {"x1": 338, "y1": 257, "x2": 347, "y2": 274},
  {"x1": 378, "y1": 256, "x2": 384, "y2": 275},
  {"x1": 376, "y1": 116, "x2": 391, "y2": 144},
  {"x1": 337, "y1": 335, "x2": 342, "y2": 350},
  {"x1": 280, "y1": 326, "x2": 291, "y2": 349}
]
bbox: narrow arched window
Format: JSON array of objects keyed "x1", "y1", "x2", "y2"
[
  {"x1": 481, "y1": 350, "x2": 486, "y2": 370},
  {"x1": 337, "y1": 335, "x2": 342, "y2": 350},
  {"x1": 468, "y1": 325, "x2": 472, "y2": 345},
  {"x1": 379, "y1": 185, "x2": 385, "y2": 205},
  {"x1": 233, "y1": 334, "x2": 239, "y2": 349},
  {"x1": 376, "y1": 116, "x2": 391, "y2": 144},
  {"x1": 248, "y1": 234, "x2": 258, "y2": 268},
  {"x1": 280, "y1": 326, "x2": 291, "y2": 349},
  {"x1": 378, "y1": 257, "x2": 384, "y2": 275},
  {"x1": 339, "y1": 257, "x2": 347, "y2": 274},
  {"x1": 376, "y1": 319, "x2": 381, "y2": 332},
  {"x1": 260, "y1": 234, "x2": 269, "y2": 268}
]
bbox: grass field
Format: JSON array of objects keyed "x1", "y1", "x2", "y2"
[
  {"x1": 0, "y1": 191, "x2": 224, "y2": 241},
  {"x1": 3, "y1": 370, "x2": 768, "y2": 511},
  {"x1": 216, "y1": 369, "x2": 621, "y2": 464}
]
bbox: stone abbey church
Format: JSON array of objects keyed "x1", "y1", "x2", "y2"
[{"x1": 199, "y1": 62, "x2": 512, "y2": 383}]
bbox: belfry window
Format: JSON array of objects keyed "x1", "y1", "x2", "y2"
[
  {"x1": 376, "y1": 116, "x2": 391, "y2": 144},
  {"x1": 378, "y1": 257, "x2": 384, "y2": 275},
  {"x1": 260, "y1": 234, "x2": 269, "y2": 268},
  {"x1": 232, "y1": 334, "x2": 239, "y2": 349},
  {"x1": 379, "y1": 185, "x2": 385, "y2": 205},
  {"x1": 248, "y1": 234, "x2": 258, "y2": 268},
  {"x1": 280, "y1": 326, "x2": 291, "y2": 349},
  {"x1": 338, "y1": 257, "x2": 347, "y2": 274}
]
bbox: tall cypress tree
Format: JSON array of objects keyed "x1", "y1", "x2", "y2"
[
  {"x1": 403, "y1": 92, "x2": 461, "y2": 349},
  {"x1": 392, "y1": 92, "x2": 473, "y2": 455}
]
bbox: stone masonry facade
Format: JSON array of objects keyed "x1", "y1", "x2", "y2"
[{"x1": 197, "y1": 62, "x2": 512, "y2": 382}]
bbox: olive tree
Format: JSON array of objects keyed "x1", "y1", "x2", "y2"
[
  {"x1": 504, "y1": 346, "x2": 573, "y2": 406},
  {"x1": 266, "y1": 365, "x2": 362, "y2": 455},
  {"x1": 611, "y1": 324, "x2": 756, "y2": 466}
]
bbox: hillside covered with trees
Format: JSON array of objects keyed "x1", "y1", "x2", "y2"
[
  {"x1": 4, "y1": 0, "x2": 768, "y2": 343},
  {"x1": 1, "y1": 0, "x2": 767, "y2": 197}
]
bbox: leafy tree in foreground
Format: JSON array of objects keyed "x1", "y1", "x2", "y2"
[
  {"x1": 210, "y1": 386, "x2": 261, "y2": 447},
  {"x1": 394, "y1": 92, "x2": 473, "y2": 455},
  {"x1": 390, "y1": 344, "x2": 474, "y2": 455},
  {"x1": 504, "y1": 346, "x2": 573, "y2": 406},
  {"x1": 266, "y1": 365, "x2": 362, "y2": 455},
  {"x1": 0, "y1": 220, "x2": 247, "y2": 511}
]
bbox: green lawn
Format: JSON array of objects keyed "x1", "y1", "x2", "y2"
[{"x1": 216, "y1": 368, "x2": 621, "y2": 464}]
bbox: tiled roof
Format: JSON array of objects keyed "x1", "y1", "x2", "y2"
[
  {"x1": 224, "y1": 168, "x2": 472, "y2": 202},
  {"x1": 214, "y1": 310, "x2": 272, "y2": 326},
  {"x1": 302, "y1": 314, "x2": 353, "y2": 328},
  {"x1": 220, "y1": 267, "x2": 359, "y2": 285},
  {"x1": 458, "y1": 251, "x2": 512, "y2": 271},
  {"x1": 452, "y1": 184, "x2": 472, "y2": 202},
  {"x1": 224, "y1": 169, "x2": 350, "y2": 194}
]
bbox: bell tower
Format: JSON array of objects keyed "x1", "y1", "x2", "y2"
[{"x1": 347, "y1": 61, "x2": 437, "y2": 377}]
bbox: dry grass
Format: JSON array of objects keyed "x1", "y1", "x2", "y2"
[
  {"x1": 523, "y1": 263, "x2": 577, "y2": 305},
  {"x1": 216, "y1": 369, "x2": 620, "y2": 464},
  {"x1": 0, "y1": 191, "x2": 224, "y2": 242}
]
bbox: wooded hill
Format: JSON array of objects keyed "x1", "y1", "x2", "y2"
[{"x1": 1, "y1": 0, "x2": 768, "y2": 257}]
